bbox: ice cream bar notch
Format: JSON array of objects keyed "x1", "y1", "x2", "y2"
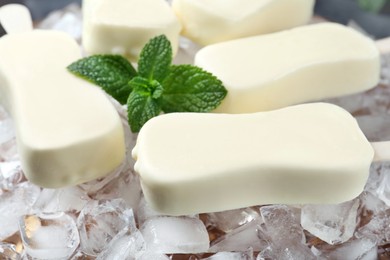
[
  {"x1": 0, "y1": 5, "x2": 125, "y2": 188},
  {"x1": 195, "y1": 23, "x2": 381, "y2": 113},
  {"x1": 132, "y1": 103, "x2": 381, "y2": 216},
  {"x1": 172, "y1": 0, "x2": 315, "y2": 45}
]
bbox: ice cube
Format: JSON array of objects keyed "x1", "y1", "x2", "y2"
[
  {"x1": 0, "y1": 182, "x2": 40, "y2": 240},
  {"x1": 96, "y1": 228, "x2": 145, "y2": 260},
  {"x1": 92, "y1": 170, "x2": 142, "y2": 210},
  {"x1": 70, "y1": 250, "x2": 94, "y2": 260},
  {"x1": 0, "y1": 161, "x2": 25, "y2": 191},
  {"x1": 258, "y1": 205, "x2": 315, "y2": 260},
  {"x1": 256, "y1": 245, "x2": 316, "y2": 260},
  {"x1": 137, "y1": 251, "x2": 170, "y2": 260},
  {"x1": 203, "y1": 248, "x2": 254, "y2": 260},
  {"x1": 0, "y1": 107, "x2": 14, "y2": 145},
  {"x1": 301, "y1": 199, "x2": 360, "y2": 245},
  {"x1": 19, "y1": 212, "x2": 80, "y2": 260},
  {"x1": 140, "y1": 216, "x2": 209, "y2": 254},
  {"x1": 77, "y1": 199, "x2": 136, "y2": 256},
  {"x1": 207, "y1": 207, "x2": 259, "y2": 233},
  {"x1": 33, "y1": 186, "x2": 90, "y2": 213},
  {"x1": 371, "y1": 163, "x2": 390, "y2": 206},
  {"x1": 357, "y1": 208, "x2": 390, "y2": 246},
  {"x1": 313, "y1": 236, "x2": 378, "y2": 260},
  {"x1": 260, "y1": 205, "x2": 304, "y2": 244},
  {"x1": 0, "y1": 242, "x2": 20, "y2": 260},
  {"x1": 209, "y1": 218, "x2": 266, "y2": 253},
  {"x1": 0, "y1": 138, "x2": 18, "y2": 162}
]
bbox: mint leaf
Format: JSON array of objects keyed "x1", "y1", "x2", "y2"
[
  {"x1": 161, "y1": 65, "x2": 227, "y2": 113},
  {"x1": 138, "y1": 35, "x2": 172, "y2": 82},
  {"x1": 127, "y1": 87, "x2": 162, "y2": 132},
  {"x1": 68, "y1": 55, "x2": 137, "y2": 104}
]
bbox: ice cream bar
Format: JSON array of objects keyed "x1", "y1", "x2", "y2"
[
  {"x1": 172, "y1": 0, "x2": 314, "y2": 45},
  {"x1": 83, "y1": 0, "x2": 181, "y2": 61},
  {"x1": 132, "y1": 103, "x2": 374, "y2": 215},
  {"x1": 195, "y1": 23, "x2": 381, "y2": 113},
  {"x1": 0, "y1": 30, "x2": 125, "y2": 188},
  {"x1": 0, "y1": 4, "x2": 32, "y2": 34}
]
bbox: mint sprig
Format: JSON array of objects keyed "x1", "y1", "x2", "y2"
[
  {"x1": 68, "y1": 35, "x2": 227, "y2": 132},
  {"x1": 68, "y1": 55, "x2": 136, "y2": 105}
]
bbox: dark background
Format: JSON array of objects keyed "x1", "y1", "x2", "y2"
[{"x1": 0, "y1": 0, "x2": 389, "y2": 39}]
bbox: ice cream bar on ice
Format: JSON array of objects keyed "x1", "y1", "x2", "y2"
[
  {"x1": 82, "y1": 0, "x2": 181, "y2": 61},
  {"x1": 172, "y1": 0, "x2": 314, "y2": 45},
  {"x1": 132, "y1": 103, "x2": 374, "y2": 216},
  {"x1": 195, "y1": 23, "x2": 381, "y2": 113},
  {"x1": 0, "y1": 31, "x2": 125, "y2": 188}
]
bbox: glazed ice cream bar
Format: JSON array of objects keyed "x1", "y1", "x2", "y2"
[
  {"x1": 172, "y1": 0, "x2": 314, "y2": 45},
  {"x1": 195, "y1": 23, "x2": 381, "y2": 113},
  {"x1": 83, "y1": 0, "x2": 181, "y2": 61},
  {"x1": 0, "y1": 30, "x2": 125, "y2": 188},
  {"x1": 132, "y1": 103, "x2": 374, "y2": 215}
]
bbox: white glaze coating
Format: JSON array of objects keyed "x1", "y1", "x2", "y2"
[
  {"x1": 0, "y1": 31, "x2": 125, "y2": 188},
  {"x1": 133, "y1": 103, "x2": 374, "y2": 215},
  {"x1": 195, "y1": 23, "x2": 380, "y2": 113}
]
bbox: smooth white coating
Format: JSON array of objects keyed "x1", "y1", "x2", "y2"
[
  {"x1": 133, "y1": 103, "x2": 374, "y2": 215},
  {"x1": 195, "y1": 23, "x2": 381, "y2": 113},
  {"x1": 0, "y1": 31, "x2": 125, "y2": 188},
  {"x1": 0, "y1": 4, "x2": 32, "y2": 34},
  {"x1": 83, "y1": 0, "x2": 181, "y2": 61},
  {"x1": 172, "y1": 0, "x2": 314, "y2": 45}
]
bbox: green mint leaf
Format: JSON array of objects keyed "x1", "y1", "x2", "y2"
[
  {"x1": 129, "y1": 76, "x2": 164, "y2": 99},
  {"x1": 138, "y1": 35, "x2": 172, "y2": 82},
  {"x1": 68, "y1": 55, "x2": 137, "y2": 105},
  {"x1": 127, "y1": 86, "x2": 162, "y2": 132},
  {"x1": 161, "y1": 65, "x2": 227, "y2": 113}
]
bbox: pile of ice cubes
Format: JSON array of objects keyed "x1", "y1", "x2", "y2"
[{"x1": 1, "y1": 3, "x2": 390, "y2": 260}]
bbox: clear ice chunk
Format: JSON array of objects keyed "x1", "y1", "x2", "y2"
[
  {"x1": 207, "y1": 207, "x2": 259, "y2": 233},
  {"x1": 0, "y1": 183, "x2": 40, "y2": 240},
  {"x1": 33, "y1": 186, "x2": 90, "y2": 213},
  {"x1": 0, "y1": 161, "x2": 25, "y2": 191},
  {"x1": 0, "y1": 242, "x2": 20, "y2": 260},
  {"x1": 314, "y1": 236, "x2": 378, "y2": 260},
  {"x1": 357, "y1": 208, "x2": 390, "y2": 246},
  {"x1": 258, "y1": 205, "x2": 316, "y2": 260},
  {"x1": 92, "y1": 170, "x2": 142, "y2": 210},
  {"x1": 257, "y1": 245, "x2": 316, "y2": 260},
  {"x1": 209, "y1": 217, "x2": 266, "y2": 253},
  {"x1": 260, "y1": 205, "x2": 305, "y2": 245},
  {"x1": 19, "y1": 212, "x2": 80, "y2": 260},
  {"x1": 137, "y1": 251, "x2": 170, "y2": 260},
  {"x1": 301, "y1": 199, "x2": 360, "y2": 245},
  {"x1": 140, "y1": 216, "x2": 209, "y2": 254},
  {"x1": 0, "y1": 138, "x2": 18, "y2": 162},
  {"x1": 203, "y1": 248, "x2": 253, "y2": 260},
  {"x1": 0, "y1": 107, "x2": 14, "y2": 145},
  {"x1": 96, "y1": 228, "x2": 145, "y2": 260},
  {"x1": 77, "y1": 199, "x2": 136, "y2": 256}
]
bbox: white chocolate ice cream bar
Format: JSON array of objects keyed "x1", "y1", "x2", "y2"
[
  {"x1": 0, "y1": 31, "x2": 125, "y2": 188},
  {"x1": 83, "y1": 0, "x2": 181, "y2": 61},
  {"x1": 132, "y1": 103, "x2": 374, "y2": 216},
  {"x1": 172, "y1": 0, "x2": 315, "y2": 45},
  {"x1": 195, "y1": 23, "x2": 381, "y2": 114}
]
